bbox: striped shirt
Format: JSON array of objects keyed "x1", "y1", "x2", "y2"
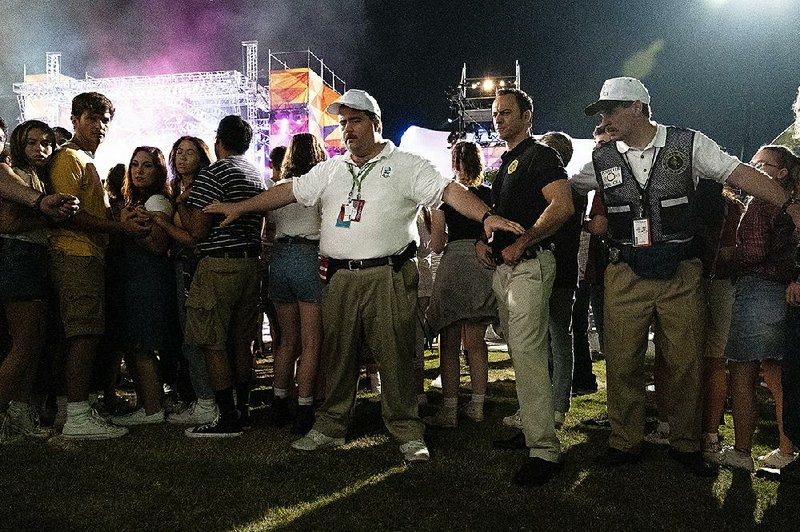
[{"x1": 186, "y1": 155, "x2": 265, "y2": 253}]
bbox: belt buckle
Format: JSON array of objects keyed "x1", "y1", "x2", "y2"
[
  {"x1": 609, "y1": 247, "x2": 620, "y2": 264},
  {"x1": 347, "y1": 260, "x2": 361, "y2": 270}
]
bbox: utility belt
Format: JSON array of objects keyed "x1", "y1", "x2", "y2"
[
  {"x1": 492, "y1": 241, "x2": 554, "y2": 266},
  {"x1": 275, "y1": 236, "x2": 320, "y2": 246},
  {"x1": 200, "y1": 245, "x2": 261, "y2": 259},
  {"x1": 608, "y1": 240, "x2": 695, "y2": 279},
  {"x1": 320, "y1": 242, "x2": 417, "y2": 283}
]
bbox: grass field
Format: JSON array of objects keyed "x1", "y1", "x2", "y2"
[{"x1": 2, "y1": 349, "x2": 797, "y2": 531}]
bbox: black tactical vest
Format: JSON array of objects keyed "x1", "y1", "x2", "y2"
[{"x1": 593, "y1": 127, "x2": 695, "y2": 245}]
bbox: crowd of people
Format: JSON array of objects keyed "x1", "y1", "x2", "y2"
[{"x1": 1, "y1": 78, "x2": 799, "y2": 488}]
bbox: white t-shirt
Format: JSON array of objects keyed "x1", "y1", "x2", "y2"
[
  {"x1": 292, "y1": 141, "x2": 451, "y2": 260},
  {"x1": 269, "y1": 177, "x2": 321, "y2": 239},
  {"x1": 569, "y1": 123, "x2": 741, "y2": 195}
]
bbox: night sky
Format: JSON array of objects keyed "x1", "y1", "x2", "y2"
[{"x1": 2, "y1": 0, "x2": 798, "y2": 159}]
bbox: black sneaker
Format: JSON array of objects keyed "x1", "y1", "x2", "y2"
[
  {"x1": 185, "y1": 413, "x2": 243, "y2": 439},
  {"x1": 291, "y1": 404, "x2": 315, "y2": 435},
  {"x1": 269, "y1": 396, "x2": 292, "y2": 427},
  {"x1": 595, "y1": 447, "x2": 641, "y2": 466},
  {"x1": 668, "y1": 448, "x2": 717, "y2": 477},
  {"x1": 579, "y1": 413, "x2": 612, "y2": 430},
  {"x1": 512, "y1": 457, "x2": 563, "y2": 486}
]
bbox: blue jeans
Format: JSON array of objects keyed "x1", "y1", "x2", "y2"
[{"x1": 548, "y1": 287, "x2": 575, "y2": 414}]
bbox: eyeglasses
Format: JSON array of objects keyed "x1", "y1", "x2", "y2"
[{"x1": 752, "y1": 161, "x2": 781, "y2": 171}]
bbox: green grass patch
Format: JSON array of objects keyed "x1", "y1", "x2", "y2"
[{"x1": 2, "y1": 350, "x2": 797, "y2": 531}]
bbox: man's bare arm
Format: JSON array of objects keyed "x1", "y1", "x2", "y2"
[{"x1": 203, "y1": 182, "x2": 297, "y2": 227}]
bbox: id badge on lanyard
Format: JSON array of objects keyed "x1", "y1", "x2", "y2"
[
  {"x1": 338, "y1": 161, "x2": 376, "y2": 229},
  {"x1": 633, "y1": 218, "x2": 652, "y2": 247}
]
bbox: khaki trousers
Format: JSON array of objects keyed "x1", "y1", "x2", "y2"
[
  {"x1": 313, "y1": 261, "x2": 424, "y2": 443},
  {"x1": 604, "y1": 258, "x2": 705, "y2": 453},
  {"x1": 493, "y1": 252, "x2": 560, "y2": 462}
]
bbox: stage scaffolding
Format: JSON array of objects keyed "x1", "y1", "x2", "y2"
[{"x1": 12, "y1": 44, "x2": 344, "y2": 174}]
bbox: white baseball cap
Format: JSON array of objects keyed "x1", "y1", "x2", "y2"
[
  {"x1": 326, "y1": 89, "x2": 382, "y2": 118},
  {"x1": 584, "y1": 77, "x2": 651, "y2": 116}
]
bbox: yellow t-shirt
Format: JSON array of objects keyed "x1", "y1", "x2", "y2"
[{"x1": 48, "y1": 141, "x2": 110, "y2": 258}]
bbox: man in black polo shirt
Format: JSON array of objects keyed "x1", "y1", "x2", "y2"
[
  {"x1": 176, "y1": 115, "x2": 265, "y2": 437},
  {"x1": 476, "y1": 88, "x2": 574, "y2": 485}
]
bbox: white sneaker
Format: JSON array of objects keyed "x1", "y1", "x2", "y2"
[
  {"x1": 400, "y1": 439, "x2": 430, "y2": 462},
  {"x1": 291, "y1": 429, "x2": 345, "y2": 451},
  {"x1": 63, "y1": 409, "x2": 129, "y2": 440},
  {"x1": 167, "y1": 400, "x2": 218, "y2": 425},
  {"x1": 503, "y1": 409, "x2": 523, "y2": 429},
  {"x1": 7, "y1": 401, "x2": 52, "y2": 438},
  {"x1": 715, "y1": 445, "x2": 754, "y2": 472},
  {"x1": 758, "y1": 448, "x2": 798, "y2": 469},
  {"x1": 111, "y1": 408, "x2": 165, "y2": 426},
  {"x1": 644, "y1": 423, "x2": 670, "y2": 446}
]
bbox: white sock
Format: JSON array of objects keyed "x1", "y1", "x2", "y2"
[
  {"x1": 657, "y1": 421, "x2": 670, "y2": 434},
  {"x1": 298, "y1": 396, "x2": 314, "y2": 406},
  {"x1": 197, "y1": 398, "x2": 216, "y2": 408},
  {"x1": 274, "y1": 387, "x2": 288, "y2": 399}
]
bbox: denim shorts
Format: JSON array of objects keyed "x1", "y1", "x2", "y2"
[
  {"x1": 269, "y1": 242, "x2": 323, "y2": 304},
  {"x1": 726, "y1": 275, "x2": 788, "y2": 363},
  {"x1": 0, "y1": 238, "x2": 49, "y2": 303}
]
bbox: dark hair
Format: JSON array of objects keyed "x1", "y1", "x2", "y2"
[
  {"x1": 451, "y1": 140, "x2": 485, "y2": 187},
  {"x1": 540, "y1": 131, "x2": 574, "y2": 166},
  {"x1": 496, "y1": 88, "x2": 533, "y2": 118},
  {"x1": 282, "y1": 133, "x2": 328, "y2": 178},
  {"x1": 122, "y1": 147, "x2": 171, "y2": 207},
  {"x1": 168, "y1": 135, "x2": 212, "y2": 179},
  {"x1": 53, "y1": 126, "x2": 73, "y2": 144},
  {"x1": 9, "y1": 120, "x2": 56, "y2": 173},
  {"x1": 105, "y1": 163, "x2": 126, "y2": 202},
  {"x1": 71, "y1": 92, "x2": 115, "y2": 120},
  {"x1": 597, "y1": 100, "x2": 651, "y2": 118},
  {"x1": 760, "y1": 144, "x2": 800, "y2": 193},
  {"x1": 269, "y1": 146, "x2": 287, "y2": 169},
  {"x1": 217, "y1": 115, "x2": 252, "y2": 154}
]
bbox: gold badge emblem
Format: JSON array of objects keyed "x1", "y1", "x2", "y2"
[{"x1": 508, "y1": 159, "x2": 519, "y2": 174}]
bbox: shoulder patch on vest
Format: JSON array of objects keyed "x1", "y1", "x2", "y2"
[
  {"x1": 662, "y1": 148, "x2": 688, "y2": 174},
  {"x1": 601, "y1": 166, "x2": 623, "y2": 188},
  {"x1": 508, "y1": 159, "x2": 519, "y2": 174}
]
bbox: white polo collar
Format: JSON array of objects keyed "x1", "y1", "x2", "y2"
[
  {"x1": 345, "y1": 140, "x2": 395, "y2": 166},
  {"x1": 616, "y1": 123, "x2": 666, "y2": 153}
]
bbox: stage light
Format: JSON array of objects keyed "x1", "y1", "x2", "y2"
[
  {"x1": 471, "y1": 82, "x2": 478, "y2": 89},
  {"x1": 482, "y1": 79, "x2": 495, "y2": 92},
  {"x1": 499, "y1": 80, "x2": 506, "y2": 87}
]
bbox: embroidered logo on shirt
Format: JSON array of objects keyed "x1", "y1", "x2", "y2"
[
  {"x1": 380, "y1": 165, "x2": 393, "y2": 178},
  {"x1": 601, "y1": 166, "x2": 623, "y2": 188},
  {"x1": 508, "y1": 160, "x2": 519, "y2": 174},
  {"x1": 662, "y1": 149, "x2": 688, "y2": 174}
]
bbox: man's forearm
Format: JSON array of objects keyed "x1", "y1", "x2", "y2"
[
  {"x1": 727, "y1": 163, "x2": 791, "y2": 207},
  {"x1": 516, "y1": 202, "x2": 573, "y2": 248},
  {"x1": 441, "y1": 181, "x2": 490, "y2": 222},
  {"x1": 243, "y1": 182, "x2": 297, "y2": 213},
  {"x1": 176, "y1": 203, "x2": 210, "y2": 241},
  {"x1": 64, "y1": 211, "x2": 123, "y2": 235}
]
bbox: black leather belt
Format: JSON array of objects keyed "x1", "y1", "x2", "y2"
[
  {"x1": 201, "y1": 246, "x2": 260, "y2": 259},
  {"x1": 276, "y1": 236, "x2": 320, "y2": 246},
  {"x1": 328, "y1": 256, "x2": 392, "y2": 271},
  {"x1": 324, "y1": 242, "x2": 417, "y2": 281}
]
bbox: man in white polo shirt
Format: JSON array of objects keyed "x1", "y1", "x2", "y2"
[
  {"x1": 571, "y1": 77, "x2": 800, "y2": 476},
  {"x1": 205, "y1": 89, "x2": 523, "y2": 461}
]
